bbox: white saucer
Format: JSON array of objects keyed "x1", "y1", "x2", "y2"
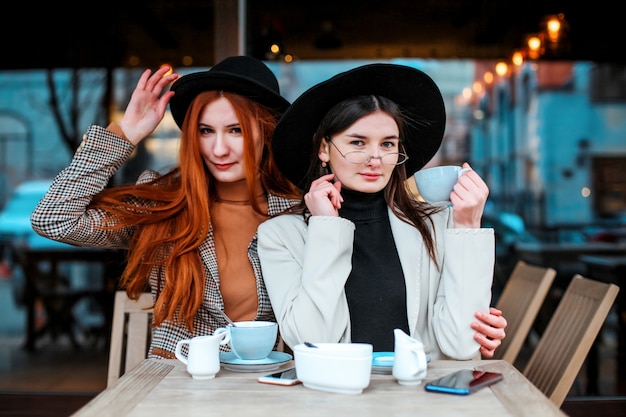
[{"x1": 219, "y1": 351, "x2": 292, "y2": 372}]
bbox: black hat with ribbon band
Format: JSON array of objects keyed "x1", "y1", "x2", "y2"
[
  {"x1": 169, "y1": 56, "x2": 290, "y2": 129},
  {"x1": 272, "y1": 63, "x2": 446, "y2": 188}
]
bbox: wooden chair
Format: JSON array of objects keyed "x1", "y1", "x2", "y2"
[
  {"x1": 522, "y1": 275, "x2": 619, "y2": 407},
  {"x1": 107, "y1": 291, "x2": 154, "y2": 387},
  {"x1": 493, "y1": 260, "x2": 557, "y2": 364}
]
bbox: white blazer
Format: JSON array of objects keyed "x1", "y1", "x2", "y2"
[{"x1": 258, "y1": 206, "x2": 495, "y2": 360}]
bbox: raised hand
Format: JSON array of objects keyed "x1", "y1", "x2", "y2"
[
  {"x1": 450, "y1": 162, "x2": 489, "y2": 228},
  {"x1": 118, "y1": 66, "x2": 179, "y2": 145},
  {"x1": 304, "y1": 174, "x2": 344, "y2": 216}
]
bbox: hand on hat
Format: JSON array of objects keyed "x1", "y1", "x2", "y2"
[
  {"x1": 304, "y1": 174, "x2": 344, "y2": 216},
  {"x1": 450, "y1": 163, "x2": 489, "y2": 228},
  {"x1": 119, "y1": 66, "x2": 180, "y2": 145}
]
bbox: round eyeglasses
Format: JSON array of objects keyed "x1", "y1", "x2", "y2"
[{"x1": 328, "y1": 140, "x2": 409, "y2": 166}]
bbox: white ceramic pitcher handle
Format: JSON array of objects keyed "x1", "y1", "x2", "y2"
[
  {"x1": 175, "y1": 339, "x2": 190, "y2": 365},
  {"x1": 213, "y1": 327, "x2": 231, "y2": 345},
  {"x1": 413, "y1": 349, "x2": 427, "y2": 376}
]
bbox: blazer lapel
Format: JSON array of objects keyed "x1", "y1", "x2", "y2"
[{"x1": 388, "y1": 208, "x2": 423, "y2": 332}]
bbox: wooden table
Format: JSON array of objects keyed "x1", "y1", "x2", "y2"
[
  {"x1": 11, "y1": 244, "x2": 125, "y2": 351},
  {"x1": 71, "y1": 359, "x2": 565, "y2": 417}
]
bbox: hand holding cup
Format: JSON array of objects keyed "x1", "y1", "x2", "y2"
[{"x1": 413, "y1": 165, "x2": 470, "y2": 204}]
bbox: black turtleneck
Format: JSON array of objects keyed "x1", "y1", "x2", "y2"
[{"x1": 339, "y1": 188, "x2": 409, "y2": 352}]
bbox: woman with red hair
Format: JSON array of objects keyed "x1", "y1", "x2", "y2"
[{"x1": 31, "y1": 56, "x2": 300, "y2": 359}]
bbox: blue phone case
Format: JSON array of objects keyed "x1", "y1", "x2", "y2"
[{"x1": 424, "y1": 369, "x2": 503, "y2": 395}]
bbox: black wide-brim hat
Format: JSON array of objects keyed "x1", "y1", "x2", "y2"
[
  {"x1": 169, "y1": 56, "x2": 290, "y2": 129},
  {"x1": 272, "y1": 63, "x2": 446, "y2": 187}
]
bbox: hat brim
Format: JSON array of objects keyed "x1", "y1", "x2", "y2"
[
  {"x1": 169, "y1": 71, "x2": 290, "y2": 129},
  {"x1": 272, "y1": 64, "x2": 446, "y2": 188}
]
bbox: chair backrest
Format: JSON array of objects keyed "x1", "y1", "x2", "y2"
[
  {"x1": 522, "y1": 275, "x2": 619, "y2": 407},
  {"x1": 107, "y1": 291, "x2": 154, "y2": 387},
  {"x1": 493, "y1": 260, "x2": 556, "y2": 363}
]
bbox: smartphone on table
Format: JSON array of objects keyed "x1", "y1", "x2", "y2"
[
  {"x1": 257, "y1": 367, "x2": 301, "y2": 386},
  {"x1": 424, "y1": 369, "x2": 503, "y2": 395}
]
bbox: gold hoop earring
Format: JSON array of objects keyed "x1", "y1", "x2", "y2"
[{"x1": 321, "y1": 161, "x2": 327, "y2": 168}]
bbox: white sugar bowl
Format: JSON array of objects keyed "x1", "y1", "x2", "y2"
[{"x1": 293, "y1": 342, "x2": 373, "y2": 394}]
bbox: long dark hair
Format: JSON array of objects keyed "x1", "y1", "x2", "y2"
[{"x1": 286, "y1": 95, "x2": 443, "y2": 267}]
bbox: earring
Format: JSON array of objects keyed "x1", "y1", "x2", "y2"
[{"x1": 321, "y1": 161, "x2": 327, "y2": 168}]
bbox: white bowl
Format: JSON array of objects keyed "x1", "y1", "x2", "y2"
[{"x1": 293, "y1": 343, "x2": 373, "y2": 394}]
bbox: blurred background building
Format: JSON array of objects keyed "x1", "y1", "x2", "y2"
[{"x1": 0, "y1": 1, "x2": 625, "y2": 409}]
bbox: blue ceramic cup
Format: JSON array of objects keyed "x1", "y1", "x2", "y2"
[
  {"x1": 414, "y1": 165, "x2": 470, "y2": 204},
  {"x1": 215, "y1": 321, "x2": 278, "y2": 360}
]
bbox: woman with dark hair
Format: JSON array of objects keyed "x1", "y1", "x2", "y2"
[
  {"x1": 31, "y1": 56, "x2": 300, "y2": 359},
  {"x1": 258, "y1": 64, "x2": 506, "y2": 360}
]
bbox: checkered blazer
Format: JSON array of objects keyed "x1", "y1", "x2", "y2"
[{"x1": 31, "y1": 125, "x2": 299, "y2": 358}]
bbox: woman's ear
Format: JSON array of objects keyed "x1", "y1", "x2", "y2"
[{"x1": 318, "y1": 141, "x2": 330, "y2": 163}]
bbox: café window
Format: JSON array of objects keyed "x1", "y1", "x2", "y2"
[
  {"x1": 592, "y1": 156, "x2": 626, "y2": 218},
  {"x1": 590, "y1": 63, "x2": 626, "y2": 103}
]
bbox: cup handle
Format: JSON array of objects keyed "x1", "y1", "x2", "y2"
[
  {"x1": 457, "y1": 167, "x2": 471, "y2": 178},
  {"x1": 175, "y1": 340, "x2": 190, "y2": 365},
  {"x1": 213, "y1": 327, "x2": 231, "y2": 345}
]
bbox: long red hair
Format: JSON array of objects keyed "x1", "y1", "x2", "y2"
[{"x1": 90, "y1": 91, "x2": 299, "y2": 330}]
